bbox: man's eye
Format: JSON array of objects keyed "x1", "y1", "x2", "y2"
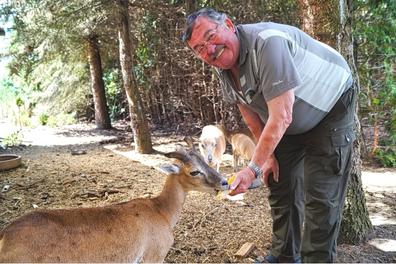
[{"x1": 190, "y1": 170, "x2": 201, "y2": 176}]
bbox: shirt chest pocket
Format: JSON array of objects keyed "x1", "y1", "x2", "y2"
[
  {"x1": 240, "y1": 70, "x2": 260, "y2": 103},
  {"x1": 247, "y1": 89, "x2": 267, "y2": 109},
  {"x1": 244, "y1": 87, "x2": 269, "y2": 123}
]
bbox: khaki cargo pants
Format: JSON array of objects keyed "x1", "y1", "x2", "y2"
[{"x1": 268, "y1": 86, "x2": 357, "y2": 263}]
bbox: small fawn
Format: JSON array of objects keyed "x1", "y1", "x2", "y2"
[
  {"x1": 219, "y1": 124, "x2": 256, "y2": 172},
  {"x1": 229, "y1": 133, "x2": 256, "y2": 172},
  {"x1": 198, "y1": 125, "x2": 226, "y2": 172},
  {"x1": 0, "y1": 147, "x2": 229, "y2": 263},
  {"x1": 219, "y1": 124, "x2": 262, "y2": 189}
]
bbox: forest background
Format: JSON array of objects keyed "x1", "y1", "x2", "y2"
[{"x1": 0, "y1": 0, "x2": 395, "y2": 166}]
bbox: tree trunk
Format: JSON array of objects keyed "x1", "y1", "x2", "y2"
[
  {"x1": 297, "y1": 0, "x2": 315, "y2": 36},
  {"x1": 337, "y1": 0, "x2": 373, "y2": 244},
  {"x1": 297, "y1": 0, "x2": 372, "y2": 245},
  {"x1": 117, "y1": 0, "x2": 153, "y2": 153},
  {"x1": 298, "y1": 0, "x2": 337, "y2": 45},
  {"x1": 86, "y1": 35, "x2": 111, "y2": 129}
]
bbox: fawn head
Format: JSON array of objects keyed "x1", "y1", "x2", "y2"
[{"x1": 160, "y1": 147, "x2": 229, "y2": 193}]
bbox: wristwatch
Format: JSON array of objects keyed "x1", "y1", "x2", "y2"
[{"x1": 248, "y1": 161, "x2": 263, "y2": 179}]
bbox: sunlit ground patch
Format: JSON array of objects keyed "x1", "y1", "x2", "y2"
[{"x1": 368, "y1": 239, "x2": 396, "y2": 253}]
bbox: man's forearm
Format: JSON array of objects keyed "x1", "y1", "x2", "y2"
[
  {"x1": 250, "y1": 89, "x2": 294, "y2": 168},
  {"x1": 251, "y1": 116, "x2": 288, "y2": 167},
  {"x1": 237, "y1": 104, "x2": 264, "y2": 142}
]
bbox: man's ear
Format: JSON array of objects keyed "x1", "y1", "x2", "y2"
[{"x1": 224, "y1": 17, "x2": 235, "y2": 32}]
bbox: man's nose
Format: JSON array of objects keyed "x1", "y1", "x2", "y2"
[{"x1": 205, "y1": 44, "x2": 216, "y2": 55}]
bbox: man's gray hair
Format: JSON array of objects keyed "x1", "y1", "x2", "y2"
[{"x1": 181, "y1": 8, "x2": 227, "y2": 43}]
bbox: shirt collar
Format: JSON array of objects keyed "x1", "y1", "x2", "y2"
[{"x1": 236, "y1": 25, "x2": 249, "y2": 67}]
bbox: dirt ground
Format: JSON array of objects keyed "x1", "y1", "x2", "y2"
[{"x1": 0, "y1": 123, "x2": 395, "y2": 263}]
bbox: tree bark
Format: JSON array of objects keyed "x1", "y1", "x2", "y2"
[
  {"x1": 297, "y1": 0, "x2": 315, "y2": 36},
  {"x1": 337, "y1": 0, "x2": 373, "y2": 244},
  {"x1": 297, "y1": 0, "x2": 372, "y2": 245},
  {"x1": 117, "y1": 0, "x2": 153, "y2": 153},
  {"x1": 86, "y1": 34, "x2": 112, "y2": 129}
]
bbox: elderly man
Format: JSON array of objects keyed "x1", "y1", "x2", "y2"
[{"x1": 182, "y1": 8, "x2": 356, "y2": 263}]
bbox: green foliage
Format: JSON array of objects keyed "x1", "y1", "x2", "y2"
[
  {"x1": 0, "y1": 77, "x2": 18, "y2": 95},
  {"x1": 1, "y1": 131, "x2": 22, "y2": 148},
  {"x1": 38, "y1": 113, "x2": 49, "y2": 125},
  {"x1": 196, "y1": 0, "x2": 299, "y2": 25},
  {"x1": 373, "y1": 148, "x2": 396, "y2": 168},
  {"x1": 1, "y1": 0, "x2": 393, "y2": 168},
  {"x1": 1, "y1": 0, "x2": 117, "y2": 122},
  {"x1": 0, "y1": 77, "x2": 18, "y2": 119},
  {"x1": 15, "y1": 96, "x2": 23, "y2": 107},
  {"x1": 103, "y1": 68, "x2": 125, "y2": 120},
  {"x1": 134, "y1": 11, "x2": 159, "y2": 89},
  {"x1": 354, "y1": 0, "x2": 396, "y2": 154},
  {"x1": 47, "y1": 112, "x2": 76, "y2": 127}
]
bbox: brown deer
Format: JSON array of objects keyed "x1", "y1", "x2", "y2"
[
  {"x1": 219, "y1": 124, "x2": 256, "y2": 172},
  {"x1": 228, "y1": 133, "x2": 256, "y2": 172},
  {"x1": 198, "y1": 125, "x2": 226, "y2": 172},
  {"x1": 220, "y1": 124, "x2": 262, "y2": 189},
  {"x1": 0, "y1": 147, "x2": 229, "y2": 263}
]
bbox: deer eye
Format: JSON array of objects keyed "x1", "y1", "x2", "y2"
[{"x1": 190, "y1": 170, "x2": 201, "y2": 176}]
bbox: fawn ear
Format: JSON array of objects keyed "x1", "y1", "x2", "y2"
[
  {"x1": 183, "y1": 136, "x2": 194, "y2": 148},
  {"x1": 182, "y1": 136, "x2": 200, "y2": 152},
  {"x1": 159, "y1": 164, "x2": 181, "y2": 175}
]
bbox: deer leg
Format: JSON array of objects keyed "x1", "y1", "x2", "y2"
[
  {"x1": 233, "y1": 153, "x2": 239, "y2": 172},
  {"x1": 216, "y1": 162, "x2": 221, "y2": 172}
]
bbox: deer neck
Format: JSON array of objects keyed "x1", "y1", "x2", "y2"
[{"x1": 155, "y1": 175, "x2": 187, "y2": 229}]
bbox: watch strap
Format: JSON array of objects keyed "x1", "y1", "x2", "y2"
[{"x1": 248, "y1": 161, "x2": 263, "y2": 179}]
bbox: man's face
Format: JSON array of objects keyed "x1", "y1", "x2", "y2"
[{"x1": 187, "y1": 16, "x2": 240, "y2": 69}]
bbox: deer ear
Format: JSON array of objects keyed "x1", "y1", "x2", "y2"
[
  {"x1": 159, "y1": 164, "x2": 181, "y2": 175},
  {"x1": 183, "y1": 136, "x2": 194, "y2": 148},
  {"x1": 182, "y1": 136, "x2": 199, "y2": 152}
]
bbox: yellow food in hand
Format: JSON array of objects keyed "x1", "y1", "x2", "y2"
[
  {"x1": 227, "y1": 174, "x2": 236, "y2": 185},
  {"x1": 216, "y1": 174, "x2": 236, "y2": 198}
]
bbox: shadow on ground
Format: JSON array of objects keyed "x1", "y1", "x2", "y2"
[{"x1": 1, "y1": 123, "x2": 395, "y2": 263}]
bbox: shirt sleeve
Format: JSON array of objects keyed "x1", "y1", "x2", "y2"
[{"x1": 255, "y1": 36, "x2": 302, "y2": 101}]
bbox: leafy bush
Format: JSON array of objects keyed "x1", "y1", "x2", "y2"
[
  {"x1": 1, "y1": 131, "x2": 23, "y2": 148},
  {"x1": 103, "y1": 69, "x2": 126, "y2": 120},
  {"x1": 39, "y1": 113, "x2": 49, "y2": 125},
  {"x1": 355, "y1": 0, "x2": 396, "y2": 166},
  {"x1": 47, "y1": 112, "x2": 76, "y2": 127},
  {"x1": 373, "y1": 148, "x2": 396, "y2": 168}
]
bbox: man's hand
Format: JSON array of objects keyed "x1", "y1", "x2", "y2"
[
  {"x1": 229, "y1": 166, "x2": 256, "y2": 196},
  {"x1": 261, "y1": 154, "x2": 279, "y2": 187}
]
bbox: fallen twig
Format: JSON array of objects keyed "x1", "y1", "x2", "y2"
[{"x1": 192, "y1": 204, "x2": 224, "y2": 230}]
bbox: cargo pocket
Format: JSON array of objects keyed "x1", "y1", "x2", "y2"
[{"x1": 331, "y1": 128, "x2": 355, "y2": 176}]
